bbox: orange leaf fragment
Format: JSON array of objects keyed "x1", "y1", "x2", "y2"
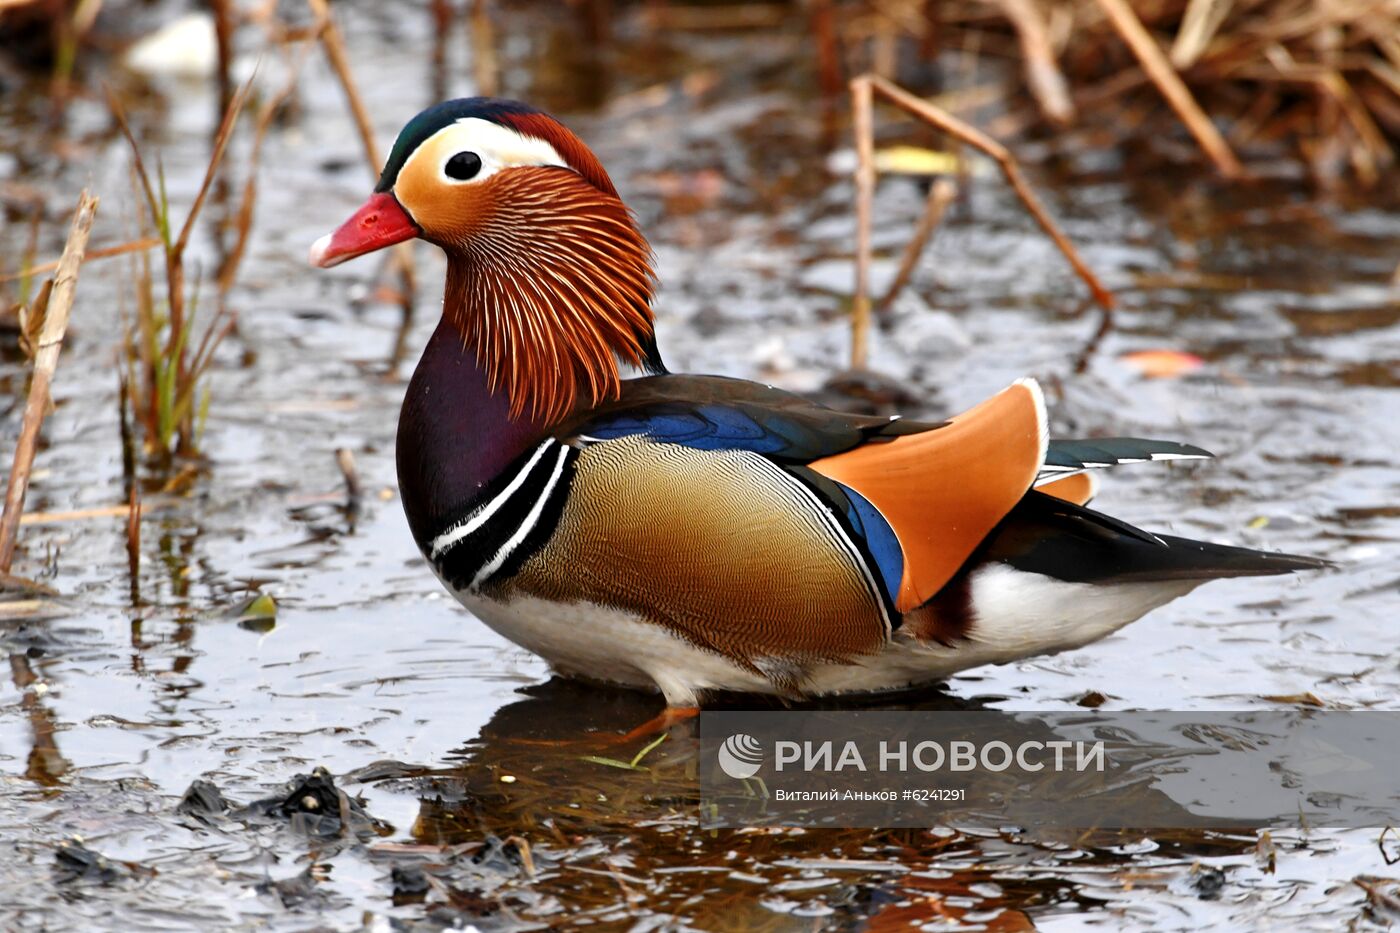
[{"x1": 1119, "y1": 349, "x2": 1205, "y2": 378}]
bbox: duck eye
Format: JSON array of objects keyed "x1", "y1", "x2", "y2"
[{"x1": 445, "y1": 151, "x2": 482, "y2": 181}]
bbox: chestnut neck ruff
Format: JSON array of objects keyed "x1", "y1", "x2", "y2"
[{"x1": 442, "y1": 169, "x2": 660, "y2": 426}]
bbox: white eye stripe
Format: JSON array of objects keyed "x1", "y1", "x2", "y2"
[{"x1": 427, "y1": 117, "x2": 569, "y2": 184}]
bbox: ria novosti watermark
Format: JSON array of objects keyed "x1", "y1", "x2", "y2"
[
  {"x1": 699, "y1": 710, "x2": 1400, "y2": 829},
  {"x1": 762, "y1": 736, "x2": 1105, "y2": 775}
]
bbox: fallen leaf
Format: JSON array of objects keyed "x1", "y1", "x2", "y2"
[
  {"x1": 875, "y1": 145, "x2": 962, "y2": 176},
  {"x1": 1120, "y1": 349, "x2": 1206, "y2": 378}
]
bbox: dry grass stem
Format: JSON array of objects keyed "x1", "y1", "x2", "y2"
[
  {"x1": 1093, "y1": 0, "x2": 1244, "y2": 179},
  {"x1": 0, "y1": 191, "x2": 98, "y2": 572},
  {"x1": 850, "y1": 75, "x2": 876, "y2": 370},
  {"x1": 859, "y1": 74, "x2": 1116, "y2": 310},
  {"x1": 306, "y1": 0, "x2": 381, "y2": 170},
  {"x1": 998, "y1": 0, "x2": 1074, "y2": 124},
  {"x1": 219, "y1": 41, "x2": 316, "y2": 296},
  {"x1": 1171, "y1": 0, "x2": 1234, "y2": 69},
  {"x1": 470, "y1": 0, "x2": 500, "y2": 97},
  {"x1": 17, "y1": 503, "x2": 173, "y2": 525},
  {"x1": 336, "y1": 447, "x2": 362, "y2": 527},
  {"x1": 0, "y1": 236, "x2": 160, "y2": 284},
  {"x1": 307, "y1": 0, "x2": 416, "y2": 308},
  {"x1": 875, "y1": 177, "x2": 958, "y2": 319},
  {"x1": 125, "y1": 486, "x2": 140, "y2": 599}
]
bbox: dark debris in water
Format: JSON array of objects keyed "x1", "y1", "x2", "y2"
[
  {"x1": 233, "y1": 766, "x2": 393, "y2": 841},
  {"x1": 390, "y1": 864, "x2": 431, "y2": 903},
  {"x1": 175, "y1": 768, "x2": 393, "y2": 842},
  {"x1": 175, "y1": 779, "x2": 230, "y2": 825},
  {"x1": 52, "y1": 839, "x2": 148, "y2": 887},
  {"x1": 1191, "y1": 864, "x2": 1228, "y2": 900},
  {"x1": 255, "y1": 865, "x2": 334, "y2": 909}
]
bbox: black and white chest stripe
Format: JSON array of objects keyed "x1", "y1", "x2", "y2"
[{"x1": 429, "y1": 439, "x2": 578, "y2": 591}]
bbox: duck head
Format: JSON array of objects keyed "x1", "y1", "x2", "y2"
[{"x1": 311, "y1": 98, "x2": 662, "y2": 424}]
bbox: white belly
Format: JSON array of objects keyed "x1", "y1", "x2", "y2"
[
  {"x1": 456, "y1": 590, "x2": 771, "y2": 706},
  {"x1": 444, "y1": 564, "x2": 1199, "y2": 705}
]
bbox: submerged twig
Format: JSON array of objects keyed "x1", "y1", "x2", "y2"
[
  {"x1": 502, "y1": 835, "x2": 537, "y2": 878},
  {"x1": 335, "y1": 447, "x2": 362, "y2": 528},
  {"x1": 0, "y1": 191, "x2": 98, "y2": 573},
  {"x1": 125, "y1": 486, "x2": 141, "y2": 604}
]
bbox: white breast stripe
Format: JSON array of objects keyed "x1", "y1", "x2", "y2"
[
  {"x1": 470, "y1": 443, "x2": 571, "y2": 589},
  {"x1": 430, "y1": 440, "x2": 556, "y2": 559}
]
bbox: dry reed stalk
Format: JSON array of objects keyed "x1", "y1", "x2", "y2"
[
  {"x1": 850, "y1": 75, "x2": 876, "y2": 370},
  {"x1": 470, "y1": 0, "x2": 499, "y2": 97},
  {"x1": 1171, "y1": 0, "x2": 1234, "y2": 69},
  {"x1": 812, "y1": 0, "x2": 843, "y2": 103},
  {"x1": 125, "y1": 485, "x2": 140, "y2": 601},
  {"x1": 861, "y1": 74, "x2": 1116, "y2": 310},
  {"x1": 875, "y1": 177, "x2": 957, "y2": 319},
  {"x1": 109, "y1": 78, "x2": 251, "y2": 456},
  {"x1": 335, "y1": 447, "x2": 362, "y2": 526},
  {"x1": 307, "y1": 0, "x2": 416, "y2": 305},
  {"x1": 307, "y1": 0, "x2": 378, "y2": 166},
  {"x1": 0, "y1": 191, "x2": 98, "y2": 573},
  {"x1": 209, "y1": 0, "x2": 236, "y2": 115},
  {"x1": 0, "y1": 237, "x2": 160, "y2": 284},
  {"x1": 218, "y1": 40, "x2": 316, "y2": 296},
  {"x1": 168, "y1": 79, "x2": 250, "y2": 396},
  {"x1": 998, "y1": 0, "x2": 1074, "y2": 124},
  {"x1": 430, "y1": 0, "x2": 454, "y2": 101},
  {"x1": 1093, "y1": 0, "x2": 1244, "y2": 178},
  {"x1": 645, "y1": 3, "x2": 788, "y2": 30}
]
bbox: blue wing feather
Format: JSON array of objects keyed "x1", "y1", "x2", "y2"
[
  {"x1": 838, "y1": 485, "x2": 904, "y2": 602},
  {"x1": 580, "y1": 404, "x2": 812, "y2": 456}
]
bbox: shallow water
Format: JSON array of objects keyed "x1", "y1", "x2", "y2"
[{"x1": 2, "y1": 2, "x2": 1399, "y2": 929}]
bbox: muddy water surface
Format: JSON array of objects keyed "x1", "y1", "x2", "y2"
[{"x1": 2, "y1": 2, "x2": 1399, "y2": 929}]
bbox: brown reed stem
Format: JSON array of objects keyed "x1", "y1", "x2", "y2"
[
  {"x1": 1093, "y1": 0, "x2": 1244, "y2": 179},
  {"x1": 850, "y1": 75, "x2": 876, "y2": 370},
  {"x1": 0, "y1": 237, "x2": 161, "y2": 284},
  {"x1": 470, "y1": 0, "x2": 500, "y2": 98},
  {"x1": 336, "y1": 447, "x2": 362, "y2": 529},
  {"x1": 875, "y1": 177, "x2": 957, "y2": 319},
  {"x1": 998, "y1": 0, "x2": 1075, "y2": 125},
  {"x1": 307, "y1": 0, "x2": 382, "y2": 169},
  {"x1": 218, "y1": 41, "x2": 315, "y2": 296},
  {"x1": 125, "y1": 485, "x2": 141, "y2": 604},
  {"x1": 0, "y1": 191, "x2": 98, "y2": 573},
  {"x1": 308, "y1": 0, "x2": 416, "y2": 305},
  {"x1": 862, "y1": 74, "x2": 1116, "y2": 310}
]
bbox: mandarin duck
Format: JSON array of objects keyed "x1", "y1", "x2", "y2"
[{"x1": 310, "y1": 98, "x2": 1323, "y2": 709}]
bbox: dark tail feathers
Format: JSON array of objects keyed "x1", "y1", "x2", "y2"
[{"x1": 987, "y1": 491, "x2": 1330, "y2": 585}]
